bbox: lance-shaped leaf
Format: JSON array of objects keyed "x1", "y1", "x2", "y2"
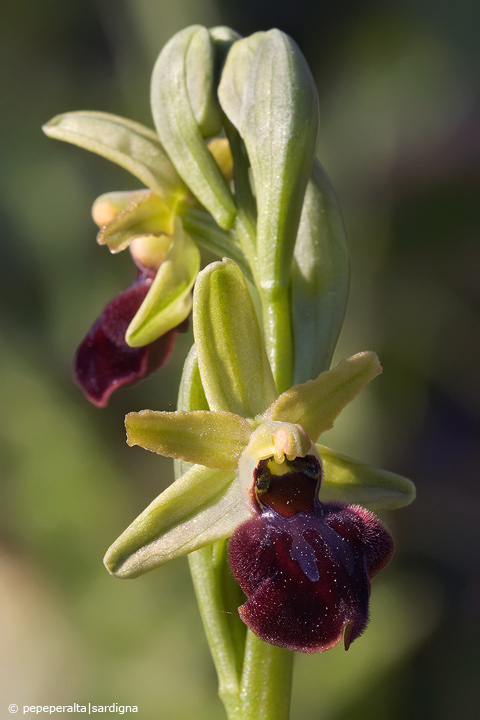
[
  {"x1": 265, "y1": 352, "x2": 382, "y2": 441},
  {"x1": 318, "y1": 445, "x2": 416, "y2": 510},
  {"x1": 219, "y1": 30, "x2": 319, "y2": 290},
  {"x1": 193, "y1": 259, "x2": 277, "y2": 417},
  {"x1": 43, "y1": 111, "x2": 185, "y2": 203},
  {"x1": 104, "y1": 464, "x2": 250, "y2": 578},
  {"x1": 151, "y1": 25, "x2": 237, "y2": 229},
  {"x1": 292, "y1": 162, "x2": 350, "y2": 383},
  {"x1": 96, "y1": 191, "x2": 175, "y2": 253},
  {"x1": 125, "y1": 409, "x2": 251, "y2": 470},
  {"x1": 126, "y1": 219, "x2": 200, "y2": 346}
]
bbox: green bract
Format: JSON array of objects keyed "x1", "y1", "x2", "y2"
[
  {"x1": 219, "y1": 30, "x2": 319, "y2": 291},
  {"x1": 292, "y1": 161, "x2": 350, "y2": 382},
  {"x1": 151, "y1": 25, "x2": 238, "y2": 229},
  {"x1": 104, "y1": 260, "x2": 415, "y2": 579}
]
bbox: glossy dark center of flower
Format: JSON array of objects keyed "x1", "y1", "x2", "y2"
[{"x1": 253, "y1": 455, "x2": 321, "y2": 518}]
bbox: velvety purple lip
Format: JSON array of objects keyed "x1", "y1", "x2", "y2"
[{"x1": 74, "y1": 272, "x2": 188, "y2": 407}]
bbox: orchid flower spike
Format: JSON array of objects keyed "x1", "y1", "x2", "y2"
[{"x1": 104, "y1": 259, "x2": 415, "y2": 652}]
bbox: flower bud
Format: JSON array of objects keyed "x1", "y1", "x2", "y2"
[
  {"x1": 151, "y1": 26, "x2": 238, "y2": 229},
  {"x1": 219, "y1": 30, "x2": 319, "y2": 290}
]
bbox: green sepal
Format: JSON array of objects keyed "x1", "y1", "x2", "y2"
[
  {"x1": 103, "y1": 464, "x2": 249, "y2": 578},
  {"x1": 193, "y1": 259, "x2": 278, "y2": 417},
  {"x1": 292, "y1": 162, "x2": 350, "y2": 382},
  {"x1": 219, "y1": 29, "x2": 319, "y2": 290},
  {"x1": 125, "y1": 409, "x2": 251, "y2": 470},
  {"x1": 151, "y1": 25, "x2": 237, "y2": 229},
  {"x1": 265, "y1": 351, "x2": 382, "y2": 442},
  {"x1": 126, "y1": 219, "x2": 200, "y2": 346},
  {"x1": 96, "y1": 191, "x2": 175, "y2": 253},
  {"x1": 42, "y1": 111, "x2": 185, "y2": 203},
  {"x1": 318, "y1": 444, "x2": 416, "y2": 510}
]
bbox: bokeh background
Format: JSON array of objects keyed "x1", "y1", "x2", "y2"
[{"x1": 1, "y1": 1, "x2": 479, "y2": 718}]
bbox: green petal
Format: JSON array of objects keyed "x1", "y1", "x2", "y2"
[
  {"x1": 42, "y1": 111, "x2": 185, "y2": 203},
  {"x1": 151, "y1": 26, "x2": 237, "y2": 229},
  {"x1": 265, "y1": 351, "x2": 382, "y2": 441},
  {"x1": 193, "y1": 259, "x2": 277, "y2": 417},
  {"x1": 292, "y1": 161, "x2": 350, "y2": 382},
  {"x1": 126, "y1": 219, "x2": 200, "y2": 346},
  {"x1": 96, "y1": 191, "x2": 175, "y2": 253},
  {"x1": 104, "y1": 464, "x2": 249, "y2": 578},
  {"x1": 318, "y1": 444, "x2": 416, "y2": 510},
  {"x1": 125, "y1": 409, "x2": 251, "y2": 470},
  {"x1": 219, "y1": 29, "x2": 319, "y2": 290}
]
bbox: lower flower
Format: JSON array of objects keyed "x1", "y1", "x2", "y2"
[
  {"x1": 230, "y1": 448, "x2": 393, "y2": 652},
  {"x1": 103, "y1": 259, "x2": 414, "y2": 654}
]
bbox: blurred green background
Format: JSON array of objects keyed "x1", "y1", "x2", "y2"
[{"x1": 1, "y1": 1, "x2": 479, "y2": 718}]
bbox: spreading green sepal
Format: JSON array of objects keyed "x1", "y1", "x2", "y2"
[
  {"x1": 193, "y1": 259, "x2": 278, "y2": 417},
  {"x1": 151, "y1": 25, "x2": 237, "y2": 229},
  {"x1": 126, "y1": 218, "x2": 200, "y2": 346},
  {"x1": 292, "y1": 161, "x2": 350, "y2": 382},
  {"x1": 103, "y1": 464, "x2": 249, "y2": 578},
  {"x1": 318, "y1": 444, "x2": 416, "y2": 510},
  {"x1": 265, "y1": 351, "x2": 382, "y2": 442},
  {"x1": 42, "y1": 111, "x2": 185, "y2": 203},
  {"x1": 125, "y1": 409, "x2": 252, "y2": 470}
]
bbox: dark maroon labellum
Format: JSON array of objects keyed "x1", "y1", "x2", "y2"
[
  {"x1": 74, "y1": 272, "x2": 188, "y2": 407},
  {"x1": 229, "y1": 454, "x2": 394, "y2": 653}
]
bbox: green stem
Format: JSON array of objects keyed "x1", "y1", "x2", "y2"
[
  {"x1": 188, "y1": 545, "x2": 245, "y2": 719},
  {"x1": 239, "y1": 632, "x2": 294, "y2": 720},
  {"x1": 189, "y1": 545, "x2": 294, "y2": 720},
  {"x1": 260, "y1": 285, "x2": 294, "y2": 395}
]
